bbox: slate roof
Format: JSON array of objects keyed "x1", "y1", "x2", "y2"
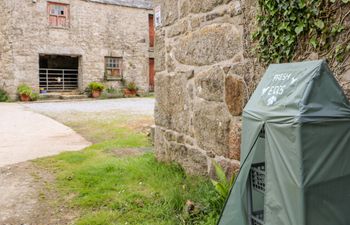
[{"x1": 89, "y1": 0, "x2": 153, "y2": 9}]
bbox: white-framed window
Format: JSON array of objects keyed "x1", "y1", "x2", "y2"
[
  {"x1": 48, "y1": 2, "x2": 69, "y2": 28},
  {"x1": 105, "y1": 57, "x2": 123, "y2": 78}
]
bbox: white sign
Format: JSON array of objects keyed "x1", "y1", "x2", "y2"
[
  {"x1": 261, "y1": 71, "x2": 302, "y2": 106},
  {"x1": 155, "y1": 5, "x2": 162, "y2": 28}
]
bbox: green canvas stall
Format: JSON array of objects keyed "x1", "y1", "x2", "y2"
[{"x1": 218, "y1": 60, "x2": 350, "y2": 225}]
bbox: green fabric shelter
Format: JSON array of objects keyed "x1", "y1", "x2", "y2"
[{"x1": 218, "y1": 60, "x2": 350, "y2": 225}]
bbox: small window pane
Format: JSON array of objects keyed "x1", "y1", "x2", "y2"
[
  {"x1": 50, "y1": 5, "x2": 64, "y2": 15},
  {"x1": 105, "y1": 57, "x2": 122, "y2": 78},
  {"x1": 48, "y1": 3, "x2": 69, "y2": 27}
]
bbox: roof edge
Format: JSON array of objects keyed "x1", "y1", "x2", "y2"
[
  {"x1": 87, "y1": 0, "x2": 153, "y2": 10},
  {"x1": 269, "y1": 59, "x2": 325, "y2": 67}
]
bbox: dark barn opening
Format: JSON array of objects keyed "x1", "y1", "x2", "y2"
[{"x1": 39, "y1": 55, "x2": 79, "y2": 92}]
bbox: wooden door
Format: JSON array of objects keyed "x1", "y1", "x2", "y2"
[
  {"x1": 149, "y1": 58, "x2": 155, "y2": 91},
  {"x1": 149, "y1": 15, "x2": 155, "y2": 48}
]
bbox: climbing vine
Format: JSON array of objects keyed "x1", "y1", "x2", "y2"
[{"x1": 252, "y1": 0, "x2": 350, "y2": 70}]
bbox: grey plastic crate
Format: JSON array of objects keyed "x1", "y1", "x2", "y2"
[
  {"x1": 250, "y1": 163, "x2": 265, "y2": 193},
  {"x1": 251, "y1": 210, "x2": 264, "y2": 225}
]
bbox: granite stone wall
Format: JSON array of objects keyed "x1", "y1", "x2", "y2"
[
  {"x1": 154, "y1": 0, "x2": 350, "y2": 177},
  {"x1": 0, "y1": 0, "x2": 152, "y2": 98},
  {"x1": 153, "y1": 0, "x2": 263, "y2": 176}
]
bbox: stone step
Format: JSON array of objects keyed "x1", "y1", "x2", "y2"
[
  {"x1": 60, "y1": 94, "x2": 88, "y2": 100},
  {"x1": 39, "y1": 92, "x2": 88, "y2": 101}
]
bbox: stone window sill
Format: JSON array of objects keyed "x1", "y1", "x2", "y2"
[
  {"x1": 105, "y1": 76, "x2": 123, "y2": 81},
  {"x1": 48, "y1": 26, "x2": 70, "y2": 30}
]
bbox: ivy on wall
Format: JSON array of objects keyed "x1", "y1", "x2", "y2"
[{"x1": 252, "y1": 0, "x2": 350, "y2": 70}]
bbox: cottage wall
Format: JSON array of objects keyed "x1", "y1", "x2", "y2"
[
  {"x1": 153, "y1": 0, "x2": 260, "y2": 176},
  {"x1": 0, "y1": 1, "x2": 16, "y2": 94},
  {"x1": 0, "y1": 0, "x2": 152, "y2": 98}
]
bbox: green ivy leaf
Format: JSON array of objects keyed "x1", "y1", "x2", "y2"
[
  {"x1": 286, "y1": 49, "x2": 291, "y2": 56},
  {"x1": 314, "y1": 20, "x2": 325, "y2": 29},
  {"x1": 252, "y1": 31, "x2": 260, "y2": 40},
  {"x1": 331, "y1": 25, "x2": 345, "y2": 34},
  {"x1": 299, "y1": 0, "x2": 306, "y2": 8},
  {"x1": 295, "y1": 25, "x2": 304, "y2": 35},
  {"x1": 346, "y1": 44, "x2": 350, "y2": 51},
  {"x1": 310, "y1": 38, "x2": 318, "y2": 49},
  {"x1": 335, "y1": 44, "x2": 343, "y2": 54},
  {"x1": 330, "y1": 0, "x2": 336, "y2": 2},
  {"x1": 342, "y1": 0, "x2": 350, "y2": 3},
  {"x1": 278, "y1": 22, "x2": 291, "y2": 31}
]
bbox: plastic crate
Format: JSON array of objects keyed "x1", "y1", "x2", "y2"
[
  {"x1": 250, "y1": 163, "x2": 265, "y2": 193},
  {"x1": 251, "y1": 210, "x2": 264, "y2": 225}
]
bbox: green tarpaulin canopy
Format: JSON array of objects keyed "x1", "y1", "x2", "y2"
[{"x1": 218, "y1": 60, "x2": 350, "y2": 225}]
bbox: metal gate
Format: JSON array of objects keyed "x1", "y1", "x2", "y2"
[{"x1": 39, "y1": 68, "x2": 78, "y2": 92}]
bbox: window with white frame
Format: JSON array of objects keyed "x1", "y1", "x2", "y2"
[
  {"x1": 105, "y1": 57, "x2": 123, "y2": 78},
  {"x1": 48, "y1": 2, "x2": 69, "y2": 28}
]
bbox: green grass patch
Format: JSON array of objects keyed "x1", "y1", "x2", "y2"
[
  {"x1": 61, "y1": 114, "x2": 152, "y2": 145},
  {"x1": 35, "y1": 113, "x2": 221, "y2": 224},
  {"x1": 37, "y1": 151, "x2": 221, "y2": 224}
]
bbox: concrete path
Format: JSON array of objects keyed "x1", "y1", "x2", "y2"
[{"x1": 0, "y1": 104, "x2": 91, "y2": 167}]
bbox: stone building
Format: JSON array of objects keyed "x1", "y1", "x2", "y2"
[
  {"x1": 153, "y1": 0, "x2": 350, "y2": 177},
  {"x1": 0, "y1": 0, "x2": 155, "y2": 98},
  {"x1": 154, "y1": 0, "x2": 250, "y2": 176}
]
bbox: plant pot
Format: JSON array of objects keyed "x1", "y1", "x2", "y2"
[
  {"x1": 20, "y1": 94, "x2": 30, "y2": 102},
  {"x1": 92, "y1": 90, "x2": 102, "y2": 98},
  {"x1": 124, "y1": 89, "x2": 137, "y2": 97}
]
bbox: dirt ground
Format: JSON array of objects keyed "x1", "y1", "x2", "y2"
[{"x1": 0, "y1": 162, "x2": 77, "y2": 225}]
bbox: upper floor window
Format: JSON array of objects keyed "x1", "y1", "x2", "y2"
[
  {"x1": 48, "y1": 2, "x2": 69, "y2": 28},
  {"x1": 105, "y1": 57, "x2": 123, "y2": 79}
]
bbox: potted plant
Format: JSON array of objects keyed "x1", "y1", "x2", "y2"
[
  {"x1": 40, "y1": 88, "x2": 47, "y2": 94},
  {"x1": 88, "y1": 82, "x2": 105, "y2": 98},
  {"x1": 0, "y1": 88, "x2": 9, "y2": 102},
  {"x1": 124, "y1": 81, "x2": 138, "y2": 97},
  {"x1": 17, "y1": 84, "x2": 33, "y2": 102}
]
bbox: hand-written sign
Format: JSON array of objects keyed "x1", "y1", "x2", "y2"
[
  {"x1": 261, "y1": 72, "x2": 300, "y2": 106},
  {"x1": 155, "y1": 5, "x2": 161, "y2": 28}
]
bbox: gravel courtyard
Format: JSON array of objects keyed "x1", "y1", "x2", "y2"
[
  {"x1": 0, "y1": 104, "x2": 91, "y2": 168},
  {"x1": 0, "y1": 98, "x2": 155, "y2": 167},
  {"x1": 24, "y1": 98, "x2": 155, "y2": 115},
  {"x1": 0, "y1": 97, "x2": 155, "y2": 224}
]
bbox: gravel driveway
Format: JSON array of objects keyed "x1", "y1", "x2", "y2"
[
  {"x1": 24, "y1": 98, "x2": 155, "y2": 115},
  {"x1": 0, "y1": 98, "x2": 154, "y2": 167},
  {"x1": 0, "y1": 98, "x2": 155, "y2": 223}
]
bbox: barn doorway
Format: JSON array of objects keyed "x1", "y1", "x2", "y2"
[{"x1": 39, "y1": 55, "x2": 79, "y2": 92}]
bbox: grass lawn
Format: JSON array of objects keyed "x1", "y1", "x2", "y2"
[{"x1": 35, "y1": 112, "x2": 222, "y2": 224}]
